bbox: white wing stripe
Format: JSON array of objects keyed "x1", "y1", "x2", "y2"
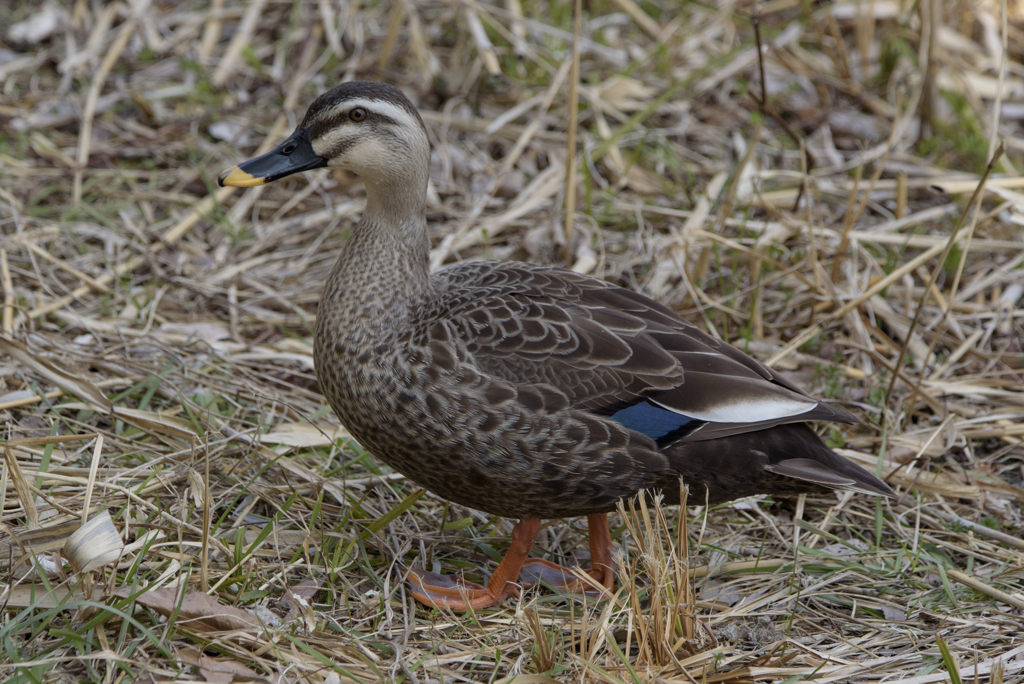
[{"x1": 650, "y1": 396, "x2": 817, "y2": 424}]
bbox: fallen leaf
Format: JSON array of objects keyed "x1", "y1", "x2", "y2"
[
  {"x1": 621, "y1": 164, "x2": 665, "y2": 195},
  {"x1": 199, "y1": 655, "x2": 265, "y2": 684},
  {"x1": 180, "y1": 645, "x2": 271, "y2": 683},
  {"x1": 0, "y1": 335, "x2": 110, "y2": 411},
  {"x1": 282, "y1": 577, "x2": 322, "y2": 626},
  {"x1": 159, "y1": 322, "x2": 231, "y2": 344},
  {"x1": 259, "y1": 423, "x2": 349, "y2": 447},
  {"x1": 594, "y1": 76, "x2": 656, "y2": 111},
  {"x1": 882, "y1": 605, "x2": 908, "y2": 621},
  {"x1": 7, "y1": 3, "x2": 68, "y2": 44},
  {"x1": 116, "y1": 587, "x2": 261, "y2": 632},
  {"x1": 65, "y1": 511, "x2": 124, "y2": 574},
  {"x1": 0, "y1": 520, "x2": 83, "y2": 560},
  {"x1": 59, "y1": 403, "x2": 199, "y2": 440},
  {"x1": 0, "y1": 583, "x2": 87, "y2": 608},
  {"x1": 187, "y1": 468, "x2": 206, "y2": 509}
]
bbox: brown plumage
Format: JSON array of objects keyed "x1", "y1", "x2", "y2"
[{"x1": 219, "y1": 81, "x2": 894, "y2": 610}]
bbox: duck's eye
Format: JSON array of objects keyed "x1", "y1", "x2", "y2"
[{"x1": 349, "y1": 108, "x2": 367, "y2": 122}]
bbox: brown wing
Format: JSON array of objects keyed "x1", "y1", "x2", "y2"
[{"x1": 426, "y1": 261, "x2": 854, "y2": 444}]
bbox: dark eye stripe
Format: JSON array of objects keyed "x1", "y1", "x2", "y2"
[
  {"x1": 312, "y1": 110, "x2": 400, "y2": 138},
  {"x1": 328, "y1": 136, "x2": 355, "y2": 158}
]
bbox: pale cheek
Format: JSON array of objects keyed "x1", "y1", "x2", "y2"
[
  {"x1": 317, "y1": 137, "x2": 412, "y2": 179},
  {"x1": 350, "y1": 140, "x2": 401, "y2": 175}
]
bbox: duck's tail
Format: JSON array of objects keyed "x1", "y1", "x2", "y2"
[{"x1": 662, "y1": 423, "x2": 896, "y2": 505}]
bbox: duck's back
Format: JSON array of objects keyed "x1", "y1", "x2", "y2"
[{"x1": 428, "y1": 260, "x2": 848, "y2": 435}]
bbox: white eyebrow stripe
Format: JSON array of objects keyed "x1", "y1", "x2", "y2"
[{"x1": 320, "y1": 98, "x2": 420, "y2": 131}]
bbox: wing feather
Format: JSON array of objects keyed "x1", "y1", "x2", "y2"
[{"x1": 429, "y1": 261, "x2": 852, "y2": 442}]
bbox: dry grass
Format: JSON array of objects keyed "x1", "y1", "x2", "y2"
[{"x1": 2, "y1": 0, "x2": 1024, "y2": 682}]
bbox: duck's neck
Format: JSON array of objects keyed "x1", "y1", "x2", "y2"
[
  {"x1": 317, "y1": 181, "x2": 431, "y2": 351},
  {"x1": 362, "y1": 174, "x2": 428, "y2": 232}
]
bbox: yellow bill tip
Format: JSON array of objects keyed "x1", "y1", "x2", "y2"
[{"x1": 218, "y1": 165, "x2": 265, "y2": 188}]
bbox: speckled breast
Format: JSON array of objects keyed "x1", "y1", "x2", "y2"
[{"x1": 311, "y1": 340, "x2": 654, "y2": 519}]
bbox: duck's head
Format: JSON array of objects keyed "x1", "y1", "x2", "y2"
[{"x1": 218, "y1": 81, "x2": 429, "y2": 211}]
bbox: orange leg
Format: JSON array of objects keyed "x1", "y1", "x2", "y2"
[
  {"x1": 518, "y1": 513, "x2": 616, "y2": 597},
  {"x1": 407, "y1": 518, "x2": 540, "y2": 610}
]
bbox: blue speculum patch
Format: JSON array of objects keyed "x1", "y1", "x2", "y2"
[{"x1": 609, "y1": 401, "x2": 694, "y2": 441}]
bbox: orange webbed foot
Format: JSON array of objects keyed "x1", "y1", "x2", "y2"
[
  {"x1": 405, "y1": 515, "x2": 617, "y2": 610},
  {"x1": 518, "y1": 558, "x2": 613, "y2": 598},
  {"x1": 406, "y1": 568, "x2": 517, "y2": 610},
  {"x1": 406, "y1": 518, "x2": 540, "y2": 611},
  {"x1": 518, "y1": 513, "x2": 616, "y2": 599}
]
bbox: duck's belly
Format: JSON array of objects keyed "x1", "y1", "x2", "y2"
[
  {"x1": 315, "y1": 359, "x2": 666, "y2": 519},
  {"x1": 332, "y1": 397, "x2": 629, "y2": 519}
]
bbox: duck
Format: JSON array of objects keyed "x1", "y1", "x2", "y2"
[{"x1": 218, "y1": 81, "x2": 895, "y2": 611}]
